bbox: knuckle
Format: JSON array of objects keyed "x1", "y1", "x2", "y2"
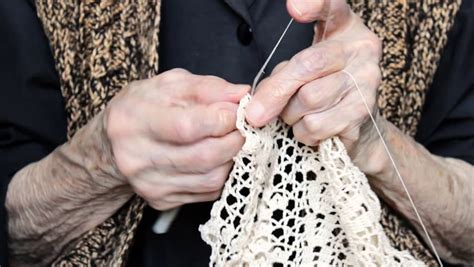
[
  {"x1": 352, "y1": 65, "x2": 379, "y2": 113},
  {"x1": 373, "y1": 37, "x2": 383, "y2": 59},
  {"x1": 311, "y1": 123, "x2": 337, "y2": 143},
  {"x1": 366, "y1": 62, "x2": 381, "y2": 77},
  {"x1": 172, "y1": 118, "x2": 195, "y2": 142},
  {"x1": 301, "y1": 115, "x2": 318, "y2": 133},
  {"x1": 114, "y1": 154, "x2": 141, "y2": 178},
  {"x1": 293, "y1": 126, "x2": 318, "y2": 146},
  {"x1": 197, "y1": 150, "x2": 219, "y2": 171},
  {"x1": 292, "y1": 126, "x2": 305, "y2": 142},
  {"x1": 371, "y1": 65, "x2": 382, "y2": 88},
  {"x1": 367, "y1": 91, "x2": 377, "y2": 110},
  {"x1": 197, "y1": 75, "x2": 229, "y2": 94},
  {"x1": 360, "y1": 63, "x2": 381, "y2": 89},
  {"x1": 105, "y1": 105, "x2": 129, "y2": 142},
  {"x1": 127, "y1": 79, "x2": 146, "y2": 92},
  {"x1": 272, "y1": 61, "x2": 288, "y2": 75},
  {"x1": 205, "y1": 173, "x2": 226, "y2": 192},
  {"x1": 105, "y1": 108, "x2": 141, "y2": 177},
  {"x1": 365, "y1": 33, "x2": 383, "y2": 59},
  {"x1": 168, "y1": 68, "x2": 189, "y2": 76},
  {"x1": 208, "y1": 191, "x2": 222, "y2": 201},
  {"x1": 133, "y1": 183, "x2": 156, "y2": 200},
  {"x1": 269, "y1": 79, "x2": 293, "y2": 101},
  {"x1": 203, "y1": 75, "x2": 226, "y2": 85},
  {"x1": 295, "y1": 47, "x2": 327, "y2": 75},
  {"x1": 149, "y1": 74, "x2": 166, "y2": 85},
  {"x1": 159, "y1": 68, "x2": 189, "y2": 83},
  {"x1": 157, "y1": 72, "x2": 175, "y2": 84},
  {"x1": 280, "y1": 109, "x2": 292, "y2": 125},
  {"x1": 295, "y1": 117, "x2": 323, "y2": 146},
  {"x1": 359, "y1": 66, "x2": 378, "y2": 109},
  {"x1": 297, "y1": 86, "x2": 318, "y2": 108}
]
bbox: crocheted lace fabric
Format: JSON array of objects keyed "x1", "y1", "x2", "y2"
[{"x1": 200, "y1": 95, "x2": 425, "y2": 266}]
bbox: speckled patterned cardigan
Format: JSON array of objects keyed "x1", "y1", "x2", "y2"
[{"x1": 34, "y1": 0, "x2": 461, "y2": 266}]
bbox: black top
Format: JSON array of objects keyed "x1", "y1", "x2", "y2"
[{"x1": 0, "y1": 0, "x2": 473, "y2": 266}]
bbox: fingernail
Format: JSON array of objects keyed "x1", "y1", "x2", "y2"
[
  {"x1": 246, "y1": 101, "x2": 265, "y2": 125},
  {"x1": 290, "y1": 0, "x2": 304, "y2": 16}
]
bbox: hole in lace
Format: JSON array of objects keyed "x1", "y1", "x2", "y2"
[
  {"x1": 272, "y1": 228, "x2": 284, "y2": 238},
  {"x1": 272, "y1": 209, "x2": 283, "y2": 221},
  {"x1": 226, "y1": 195, "x2": 237, "y2": 205},
  {"x1": 306, "y1": 170, "x2": 317, "y2": 181}
]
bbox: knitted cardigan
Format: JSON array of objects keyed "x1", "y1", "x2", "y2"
[{"x1": 34, "y1": 0, "x2": 461, "y2": 265}]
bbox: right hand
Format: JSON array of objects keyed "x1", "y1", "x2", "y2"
[{"x1": 105, "y1": 69, "x2": 249, "y2": 210}]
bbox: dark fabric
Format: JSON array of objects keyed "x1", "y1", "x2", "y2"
[
  {"x1": 157, "y1": 0, "x2": 314, "y2": 85},
  {"x1": 0, "y1": 0, "x2": 472, "y2": 266},
  {"x1": 415, "y1": 0, "x2": 474, "y2": 165}
]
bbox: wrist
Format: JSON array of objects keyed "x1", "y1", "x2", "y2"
[
  {"x1": 64, "y1": 110, "x2": 129, "y2": 191},
  {"x1": 99, "y1": 109, "x2": 128, "y2": 184}
]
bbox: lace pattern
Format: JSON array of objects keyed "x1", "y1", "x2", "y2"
[{"x1": 200, "y1": 95, "x2": 425, "y2": 266}]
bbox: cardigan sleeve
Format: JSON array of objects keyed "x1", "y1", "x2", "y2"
[{"x1": 0, "y1": 0, "x2": 67, "y2": 265}]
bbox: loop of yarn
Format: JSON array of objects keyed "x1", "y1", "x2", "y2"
[{"x1": 199, "y1": 95, "x2": 425, "y2": 266}]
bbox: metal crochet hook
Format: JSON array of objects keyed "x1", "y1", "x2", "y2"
[
  {"x1": 152, "y1": 18, "x2": 295, "y2": 235},
  {"x1": 251, "y1": 18, "x2": 294, "y2": 95}
]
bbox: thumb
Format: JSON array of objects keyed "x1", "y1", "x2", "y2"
[{"x1": 286, "y1": 0, "x2": 352, "y2": 32}]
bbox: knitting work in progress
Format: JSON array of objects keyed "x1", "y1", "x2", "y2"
[{"x1": 199, "y1": 95, "x2": 425, "y2": 266}]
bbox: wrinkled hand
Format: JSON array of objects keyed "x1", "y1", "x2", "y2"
[
  {"x1": 246, "y1": 0, "x2": 382, "y2": 154},
  {"x1": 105, "y1": 69, "x2": 249, "y2": 210}
]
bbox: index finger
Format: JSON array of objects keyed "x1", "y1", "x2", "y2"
[
  {"x1": 245, "y1": 41, "x2": 347, "y2": 127},
  {"x1": 149, "y1": 102, "x2": 239, "y2": 144}
]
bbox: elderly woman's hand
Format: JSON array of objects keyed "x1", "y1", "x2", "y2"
[
  {"x1": 246, "y1": 0, "x2": 382, "y2": 161},
  {"x1": 245, "y1": 3, "x2": 474, "y2": 264},
  {"x1": 106, "y1": 69, "x2": 248, "y2": 210}
]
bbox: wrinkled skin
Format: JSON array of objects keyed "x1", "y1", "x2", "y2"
[
  {"x1": 6, "y1": 1, "x2": 474, "y2": 265},
  {"x1": 106, "y1": 69, "x2": 249, "y2": 210},
  {"x1": 247, "y1": 0, "x2": 382, "y2": 157}
]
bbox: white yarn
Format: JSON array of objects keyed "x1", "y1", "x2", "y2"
[{"x1": 199, "y1": 95, "x2": 425, "y2": 266}]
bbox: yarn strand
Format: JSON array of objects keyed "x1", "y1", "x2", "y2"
[{"x1": 342, "y1": 69, "x2": 444, "y2": 267}]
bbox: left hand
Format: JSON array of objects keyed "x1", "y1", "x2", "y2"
[{"x1": 245, "y1": 0, "x2": 382, "y2": 154}]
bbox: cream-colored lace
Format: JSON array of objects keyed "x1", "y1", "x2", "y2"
[{"x1": 200, "y1": 95, "x2": 425, "y2": 266}]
